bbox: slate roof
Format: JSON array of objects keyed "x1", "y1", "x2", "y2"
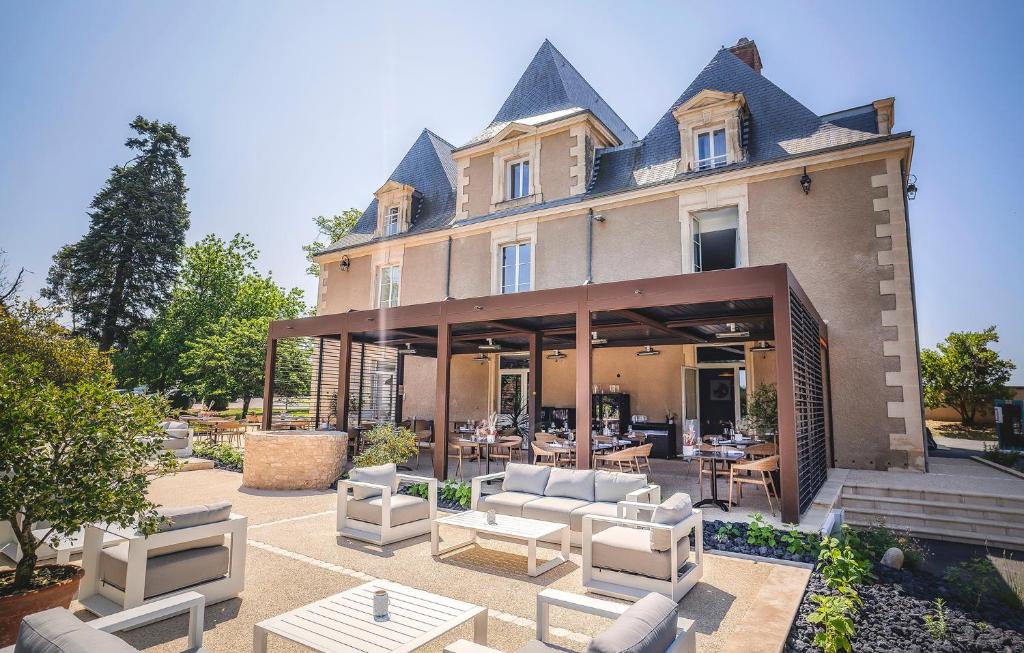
[
  {"x1": 588, "y1": 48, "x2": 883, "y2": 194},
  {"x1": 320, "y1": 42, "x2": 898, "y2": 256},
  {"x1": 460, "y1": 39, "x2": 637, "y2": 149},
  {"x1": 323, "y1": 129, "x2": 456, "y2": 252}
]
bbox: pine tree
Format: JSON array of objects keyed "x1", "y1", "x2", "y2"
[{"x1": 45, "y1": 116, "x2": 190, "y2": 351}]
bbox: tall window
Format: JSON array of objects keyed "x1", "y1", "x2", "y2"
[
  {"x1": 500, "y1": 242, "x2": 531, "y2": 293},
  {"x1": 691, "y1": 207, "x2": 740, "y2": 272},
  {"x1": 384, "y1": 206, "x2": 400, "y2": 236},
  {"x1": 377, "y1": 265, "x2": 400, "y2": 308},
  {"x1": 695, "y1": 128, "x2": 727, "y2": 170},
  {"x1": 508, "y1": 160, "x2": 530, "y2": 199}
]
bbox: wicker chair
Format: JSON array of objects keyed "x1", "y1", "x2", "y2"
[
  {"x1": 531, "y1": 441, "x2": 560, "y2": 467},
  {"x1": 489, "y1": 436, "x2": 522, "y2": 468},
  {"x1": 448, "y1": 434, "x2": 479, "y2": 477}
]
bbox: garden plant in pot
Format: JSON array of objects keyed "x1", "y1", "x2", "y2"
[{"x1": 0, "y1": 303, "x2": 176, "y2": 645}]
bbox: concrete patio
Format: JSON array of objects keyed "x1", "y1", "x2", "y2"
[{"x1": 53, "y1": 467, "x2": 811, "y2": 653}]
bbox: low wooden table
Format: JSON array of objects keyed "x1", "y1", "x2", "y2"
[
  {"x1": 253, "y1": 579, "x2": 487, "y2": 653},
  {"x1": 432, "y1": 510, "x2": 570, "y2": 577}
]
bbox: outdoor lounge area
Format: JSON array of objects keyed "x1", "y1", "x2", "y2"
[{"x1": 30, "y1": 466, "x2": 811, "y2": 653}]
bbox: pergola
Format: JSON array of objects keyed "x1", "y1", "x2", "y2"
[{"x1": 262, "y1": 263, "x2": 831, "y2": 523}]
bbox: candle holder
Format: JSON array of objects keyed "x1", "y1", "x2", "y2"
[{"x1": 373, "y1": 588, "x2": 389, "y2": 619}]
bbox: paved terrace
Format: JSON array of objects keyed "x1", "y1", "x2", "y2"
[{"x1": 53, "y1": 467, "x2": 811, "y2": 653}]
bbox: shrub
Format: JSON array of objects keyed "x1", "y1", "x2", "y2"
[
  {"x1": 192, "y1": 440, "x2": 244, "y2": 470},
  {"x1": 982, "y1": 444, "x2": 1021, "y2": 468},
  {"x1": 807, "y1": 593, "x2": 857, "y2": 653},
  {"x1": 405, "y1": 482, "x2": 430, "y2": 500},
  {"x1": 781, "y1": 524, "x2": 820, "y2": 557},
  {"x1": 354, "y1": 423, "x2": 418, "y2": 468},
  {"x1": 942, "y1": 555, "x2": 1023, "y2": 611},
  {"x1": 746, "y1": 513, "x2": 778, "y2": 548},
  {"x1": 0, "y1": 303, "x2": 176, "y2": 592},
  {"x1": 854, "y1": 522, "x2": 926, "y2": 570},
  {"x1": 818, "y1": 529, "x2": 874, "y2": 590},
  {"x1": 716, "y1": 522, "x2": 742, "y2": 542},
  {"x1": 923, "y1": 598, "x2": 949, "y2": 641},
  {"x1": 440, "y1": 480, "x2": 472, "y2": 508}
]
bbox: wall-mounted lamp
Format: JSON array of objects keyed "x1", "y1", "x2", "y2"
[
  {"x1": 906, "y1": 175, "x2": 918, "y2": 200},
  {"x1": 799, "y1": 167, "x2": 812, "y2": 195},
  {"x1": 592, "y1": 214, "x2": 606, "y2": 223},
  {"x1": 545, "y1": 349, "x2": 567, "y2": 361},
  {"x1": 339, "y1": 255, "x2": 351, "y2": 272},
  {"x1": 472, "y1": 353, "x2": 489, "y2": 365},
  {"x1": 636, "y1": 345, "x2": 660, "y2": 357}
]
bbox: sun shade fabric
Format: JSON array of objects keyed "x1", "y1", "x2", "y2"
[
  {"x1": 544, "y1": 468, "x2": 596, "y2": 501},
  {"x1": 594, "y1": 471, "x2": 648, "y2": 503},
  {"x1": 502, "y1": 463, "x2": 550, "y2": 495},
  {"x1": 586, "y1": 592, "x2": 680, "y2": 653},
  {"x1": 346, "y1": 494, "x2": 429, "y2": 526},
  {"x1": 348, "y1": 463, "x2": 399, "y2": 500},
  {"x1": 14, "y1": 607, "x2": 138, "y2": 653}
]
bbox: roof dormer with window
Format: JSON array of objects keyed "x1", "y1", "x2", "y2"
[
  {"x1": 373, "y1": 180, "x2": 419, "y2": 238},
  {"x1": 672, "y1": 90, "x2": 749, "y2": 174}
]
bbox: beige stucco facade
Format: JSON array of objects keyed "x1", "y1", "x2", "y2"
[{"x1": 316, "y1": 133, "x2": 923, "y2": 471}]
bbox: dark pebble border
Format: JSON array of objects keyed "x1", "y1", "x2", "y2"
[{"x1": 702, "y1": 519, "x2": 817, "y2": 564}]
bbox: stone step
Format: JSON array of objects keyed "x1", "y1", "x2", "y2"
[
  {"x1": 841, "y1": 492, "x2": 1024, "y2": 524},
  {"x1": 841, "y1": 483, "x2": 1024, "y2": 510},
  {"x1": 844, "y1": 509, "x2": 1024, "y2": 552},
  {"x1": 842, "y1": 504, "x2": 1024, "y2": 540}
]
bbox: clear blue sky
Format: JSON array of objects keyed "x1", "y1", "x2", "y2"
[{"x1": 1, "y1": 1, "x2": 1021, "y2": 383}]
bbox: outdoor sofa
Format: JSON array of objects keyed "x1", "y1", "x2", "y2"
[
  {"x1": 445, "y1": 589, "x2": 696, "y2": 653},
  {"x1": 471, "y1": 464, "x2": 661, "y2": 546},
  {"x1": 157, "y1": 420, "x2": 193, "y2": 458},
  {"x1": 2, "y1": 591, "x2": 206, "y2": 653},
  {"x1": 79, "y1": 501, "x2": 247, "y2": 616},
  {"x1": 337, "y1": 463, "x2": 439, "y2": 545}
]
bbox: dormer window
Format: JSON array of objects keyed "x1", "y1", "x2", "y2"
[
  {"x1": 384, "y1": 206, "x2": 400, "y2": 236},
  {"x1": 508, "y1": 160, "x2": 530, "y2": 199},
  {"x1": 696, "y1": 128, "x2": 727, "y2": 170}
]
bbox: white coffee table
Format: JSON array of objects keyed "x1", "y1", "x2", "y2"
[
  {"x1": 432, "y1": 510, "x2": 570, "y2": 577},
  {"x1": 253, "y1": 579, "x2": 487, "y2": 653}
]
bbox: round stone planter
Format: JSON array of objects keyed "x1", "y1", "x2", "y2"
[
  {"x1": 242, "y1": 430, "x2": 349, "y2": 491},
  {"x1": 0, "y1": 564, "x2": 84, "y2": 646}
]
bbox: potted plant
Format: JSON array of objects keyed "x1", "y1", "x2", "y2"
[
  {"x1": 0, "y1": 304, "x2": 175, "y2": 644},
  {"x1": 353, "y1": 423, "x2": 418, "y2": 468},
  {"x1": 747, "y1": 382, "x2": 778, "y2": 442}
]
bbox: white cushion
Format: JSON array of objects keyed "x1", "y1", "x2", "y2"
[
  {"x1": 544, "y1": 468, "x2": 596, "y2": 501},
  {"x1": 650, "y1": 493, "x2": 692, "y2": 551},
  {"x1": 594, "y1": 471, "x2": 647, "y2": 503},
  {"x1": 502, "y1": 463, "x2": 550, "y2": 495},
  {"x1": 348, "y1": 463, "x2": 398, "y2": 500}
]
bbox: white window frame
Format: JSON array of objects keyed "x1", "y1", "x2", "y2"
[
  {"x1": 694, "y1": 127, "x2": 728, "y2": 170},
  {"x1": 499, "y1": 241, "x2": 532, "y2": 294},
  {"x1": 507, "y1": 159, "x2": 531, "y2": 200},
  {"x1": 384, "y1": 206, "x2": 400, "y2": 237},
  {"x1": 376, "y1": 264, "x2": 401, "y2": 308}
]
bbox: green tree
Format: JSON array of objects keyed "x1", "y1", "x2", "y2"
[
  {"x1": 41, "y1": 245, "x2": 86, "y2": 333},
  {"x1": 0, "y1": 302, "x2": 174, "y2": 591},
  {"x1": 115, "y1": 234, "x2": 258, "y2": 392},
  {"x1": 44, "y1": 117, "x2": 190, "y2": 351},
  {"x1": 921, "y1": 326, "x2": 1016, "y2": 425},
  {"x1": 302, "y1": 210, "x2": 361, "y2": 277},
  {"x1": 181, "y1": 275, "x2": 305, "y2": 416}
]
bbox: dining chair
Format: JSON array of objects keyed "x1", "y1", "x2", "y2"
[
  {"x1": 447, "y1": 434, "x2": 479, "y2": 477},
  {"x1": 593, "y1": 446, "x2": 639, "y2": 472},
  {"x1": 531, "y1": 442, "x2": 560, "y2": 467},
  {"x1": 534, "y1": 432, "x2": 557, "y2": 444},
  {"x1": 216, "y1": 420, "x2": 246, "y2": 447},
  {"x1": 632, "y1": 443, "x2": 654, "y2": 477},
  {"x1": 489, "y1": 436, "x2": 522, "y2": 468},
  {"x1": 414, "y1": 430, "x2": 434, "y2": 468},
  {"x1": 744, "y1": 442, "x2": 777, "y2": 460},
  {"x1": 727, "y1": 454, "x2": 780, "y2": 515},
  {"x1": 697, "y1": 444, "x2": 739, "y2": 500}
]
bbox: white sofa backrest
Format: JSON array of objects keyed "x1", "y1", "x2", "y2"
[
  {"x1": 594, "y1": 471, "x2": 648, "y2": 503},
  {"x1": 544, "y1": 468, "x2": 596, "y2": 502},
  {"x1": 502, "y1": 463, "x2": 550, "y2": 494}
]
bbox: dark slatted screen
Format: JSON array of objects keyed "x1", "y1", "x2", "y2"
[
  {"x1": 790, "y1": 291, "x2": 828, "y2": 513},
  {"x1": 311, "y1": 337, "x2": 341, "y2": 428},
  {"x1": 346, "y1": 343, "x2": 399, "y2": 429}
]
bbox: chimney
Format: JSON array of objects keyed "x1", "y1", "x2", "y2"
[{"x1": 728, "y1": 37, "x2": 762, "y2": 74}]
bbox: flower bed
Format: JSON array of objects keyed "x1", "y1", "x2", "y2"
[
  {"x1": 702, "y1": 516, "x2": 819, "y2": 564},
  {"x1": 399, "y1": 480, "x2": 471, "y2": 513},
  {"x1": 192, "y1": 441, "x2": 243, "y2": 472}
]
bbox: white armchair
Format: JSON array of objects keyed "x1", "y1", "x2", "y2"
[
  {"x1": 1, "y1": 591, "x2": 206, "y2": 653},
  {"x1": 445, "y1": 589, "x2": 696, "y2": 653},
  {"x1": 79, "y1": 502, "x2": 247, "y2": 616},
  {"x1": 582, "y1": 495, "x2": 703, "y2": 602},
  {"x1": 337, "y1": 465, "x2": 438, "y2": 546}
]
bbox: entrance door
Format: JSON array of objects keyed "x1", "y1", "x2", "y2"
[{"x1": 699, "y1": 368, "x2": 737, "y2": 436}]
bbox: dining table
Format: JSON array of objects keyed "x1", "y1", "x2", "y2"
[{"x1": 690, "y1": 448, "x2": 746, "y2": 512}]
